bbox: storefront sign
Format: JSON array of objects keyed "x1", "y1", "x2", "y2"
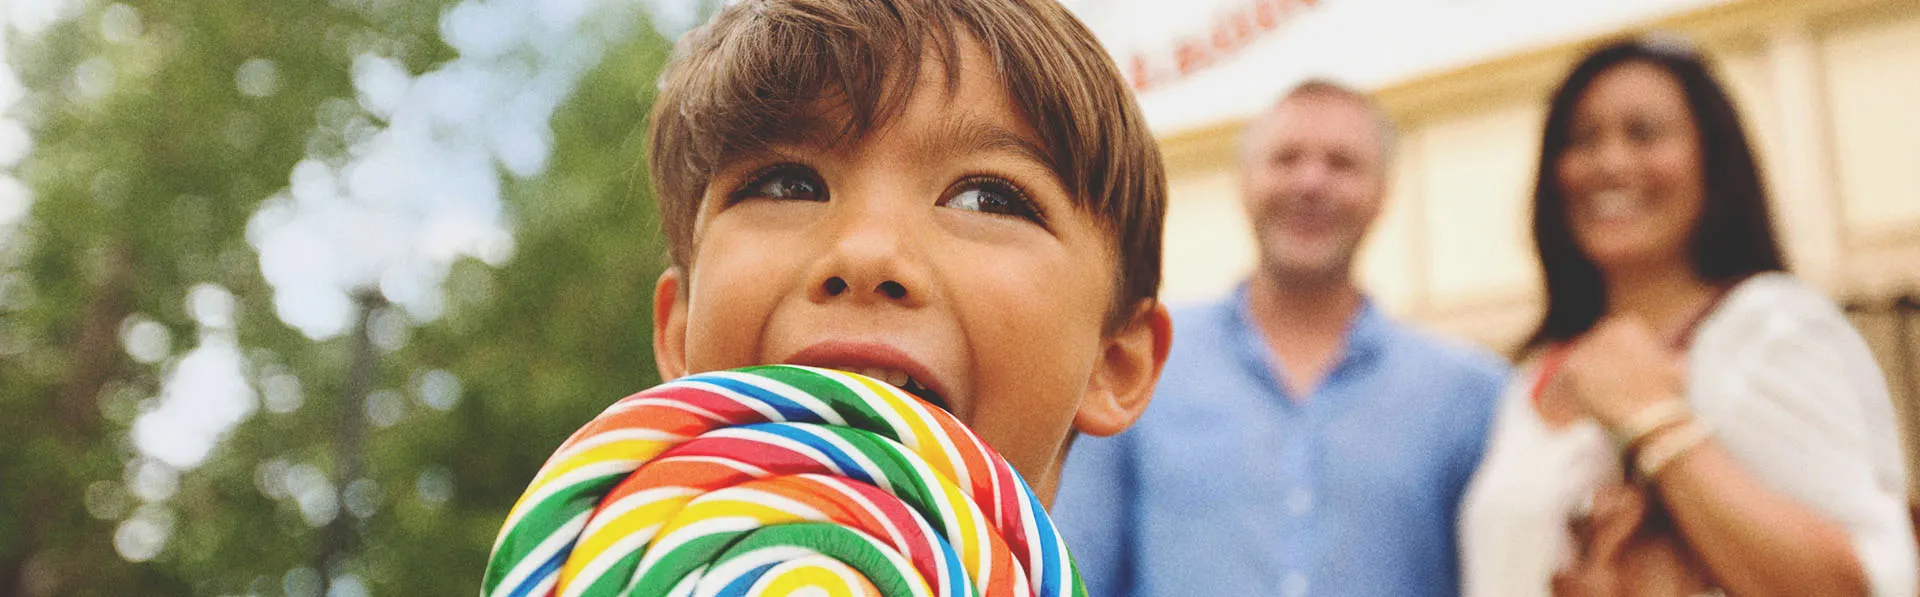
[{"x1": 1063, "y1": 0, "x2": 1735, "y2": 134}]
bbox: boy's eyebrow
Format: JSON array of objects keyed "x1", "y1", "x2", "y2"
[
  {"x1": 913, "y1": 117, "x2": 1061, "y2": 179},
  {"x1": 717, "y1": 114, "x2": 839, "y2": 166},
  {"x1": 732, "y1": 114, "x2": 1061, "y2": 180}
]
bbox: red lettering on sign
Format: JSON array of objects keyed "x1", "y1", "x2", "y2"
[
  {"x1": 1211, "y1": 7, "x2": 1255, "y2": 53},
  {"x1": 1175, "y1": 38, "x2": 1210, "y2": 76},
  {"x1": 1123, "y1": 0, "x2": 1326, "y2": 92},
  {"x1": 1254, "y1": 0, "x2": 1282, "y2": 30},
  {"x1": 1128, "y1": 54, "x2": 1157, "y2": 91}
]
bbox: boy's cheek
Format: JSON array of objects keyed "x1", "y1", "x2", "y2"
[
  {"x1": 973, "y1": 343, "x2": 1104, "y2": 492},
  {"x1": 679, "y1": 301, "x2": 770, "y2": 373},
  {"x1": 677, "y1": 270, "x2": 778, "y2": 373}
]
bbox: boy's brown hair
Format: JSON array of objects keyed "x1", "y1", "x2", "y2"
[{"x1": 647, "y1": 0, "x2": 1166, "y2": 329}]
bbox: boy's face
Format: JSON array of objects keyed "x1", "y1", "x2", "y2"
[{"x1": 652, "y1": 39, "x2": 1170, "y2": 502}]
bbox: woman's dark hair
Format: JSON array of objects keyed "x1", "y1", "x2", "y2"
[{"x1": 1522, "y1": 34, "x2": 1786, "y2": 353}]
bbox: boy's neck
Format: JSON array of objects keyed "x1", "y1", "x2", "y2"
[{"x1": 1246, "y1": 270, "x2": 1363, "y2": 398}]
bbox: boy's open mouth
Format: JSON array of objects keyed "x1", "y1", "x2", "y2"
[
  {"x1": 782, "y1": 342, "x2": 953, "y2": 414},
  {"x1": 842, "y1": 367, "x2": 948, "y2": 412}
]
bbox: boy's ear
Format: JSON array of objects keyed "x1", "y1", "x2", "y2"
[
  {"x1": 1074, "y1": 299, "x2": 1173, "y2": 437},
  {"x1": 652, "y1": 267, "x2": 690, "y2": 381}
]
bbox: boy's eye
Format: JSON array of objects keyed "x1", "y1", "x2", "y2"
[
  {"x1": 730, "y1": 164, "x2": 826, "y2": 203},
  {"x1": 940, "y1": 176, "x2": 1045, "y2": 224}
]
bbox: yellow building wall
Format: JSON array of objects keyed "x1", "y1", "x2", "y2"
[
  {"x1": 1827, "y1": 15, "x2": 1920, "y2": 234},
  {"x1": 1159, "y1": 170, "x2": 1251, "y2": 308}
]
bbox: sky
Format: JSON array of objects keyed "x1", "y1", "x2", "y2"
[{"x1": 0, "y1": 3, "x2": 48, "y2": 233}]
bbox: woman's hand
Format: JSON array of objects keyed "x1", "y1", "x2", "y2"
[
  {"x1": 1557, "y1": 315, "x2": 1687, "y2": 432},
  {"x1": 1556, "y1": 314, "x2": 1874, "y2": 597}
]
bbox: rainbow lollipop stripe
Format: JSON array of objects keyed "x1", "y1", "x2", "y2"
[{"x1": 483, "y1": 364, "x2": 1087, "y2": 597}]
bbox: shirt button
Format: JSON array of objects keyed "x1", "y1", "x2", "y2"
[
  {"x1": 1282, "y1": 572, "x2": 1309, "y2": 597},
  {"x1": 1286, "y1": 489, "x2": 1314, "y2": 515}
]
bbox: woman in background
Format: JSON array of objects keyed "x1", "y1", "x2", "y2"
[{"x1": 1458, "y1": 36, "x2": 1917, "y2": 596}]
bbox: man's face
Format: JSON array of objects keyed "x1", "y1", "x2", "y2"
[
  {"x1": 1240, "y1": 94, "x2": 1388, "y2": 284},
  {"x1": 652, "y1": 39, "x2": 1167, "y2": 500}
]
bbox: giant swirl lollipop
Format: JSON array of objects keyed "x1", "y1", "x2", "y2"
[{"x1": 483, "y1": 364, "x2": 1088, "y2": 597}]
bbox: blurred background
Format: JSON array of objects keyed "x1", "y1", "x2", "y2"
[
  {"x1": 1114, "y1": 0, "x2": 1920, "y2": 514},
  {"x1": 0, "y1": 0, "x2": 1913, "y2": 595}
]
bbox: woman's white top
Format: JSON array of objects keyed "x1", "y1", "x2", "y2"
[{"x1": 1458, "y1": 273, "x2": 1918, "y2": 597}]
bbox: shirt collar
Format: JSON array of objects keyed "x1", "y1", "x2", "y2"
[{"x1": 1222, "y1": 282, "x2": 1392, "y2": 395}]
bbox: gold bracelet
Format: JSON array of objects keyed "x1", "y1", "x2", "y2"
[
  {"x1": 1635, "y1": 421, "x2": 1712, "y2": 484},
  {"x1": 1613, "y1": 398, "x2": 1693, "y2": 450}
]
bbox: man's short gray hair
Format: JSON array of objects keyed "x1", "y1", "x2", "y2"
[{"x1": 1243, "y1": 77, "x2": 1399, "y2": 167}]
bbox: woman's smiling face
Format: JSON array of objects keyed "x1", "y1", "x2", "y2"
[{"x1": 1557, "y1": 61, "x2": 1708, "y2": 275}]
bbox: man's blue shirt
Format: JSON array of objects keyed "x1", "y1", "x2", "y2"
[{"x1": 1054, "y1": 287, "x2": 1508, "y2": 597}]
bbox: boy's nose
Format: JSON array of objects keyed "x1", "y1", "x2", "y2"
[
  {"x1": 806, "y1": 208, "x2": 929, "y2": 308},
  {"x1": 822, "y1": 277, "x2": 908, "y2": 300}
]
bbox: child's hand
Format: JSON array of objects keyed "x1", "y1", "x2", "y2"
[
  {"x1": 1555, "y1": 483, "x2": 1647, "y2": 597},
  {"x1": 1555, "y1": 483, "x2": 1715, "y2": 596},
  {"x1": 1557, "y1": 315, "x2": 1687, "y2": 432}
]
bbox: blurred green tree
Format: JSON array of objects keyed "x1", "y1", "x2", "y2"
[{"x1": 0, "y1": 1, "x2": 675, "y2": 594}]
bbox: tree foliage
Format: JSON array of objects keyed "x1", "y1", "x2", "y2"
[{"x1": 0, "y1": 1, "x2": 676, "y2": 594}]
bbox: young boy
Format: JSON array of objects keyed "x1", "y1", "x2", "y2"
[{"x1": 644, "y1": 0, "x2": 1171, "y2": 503}]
